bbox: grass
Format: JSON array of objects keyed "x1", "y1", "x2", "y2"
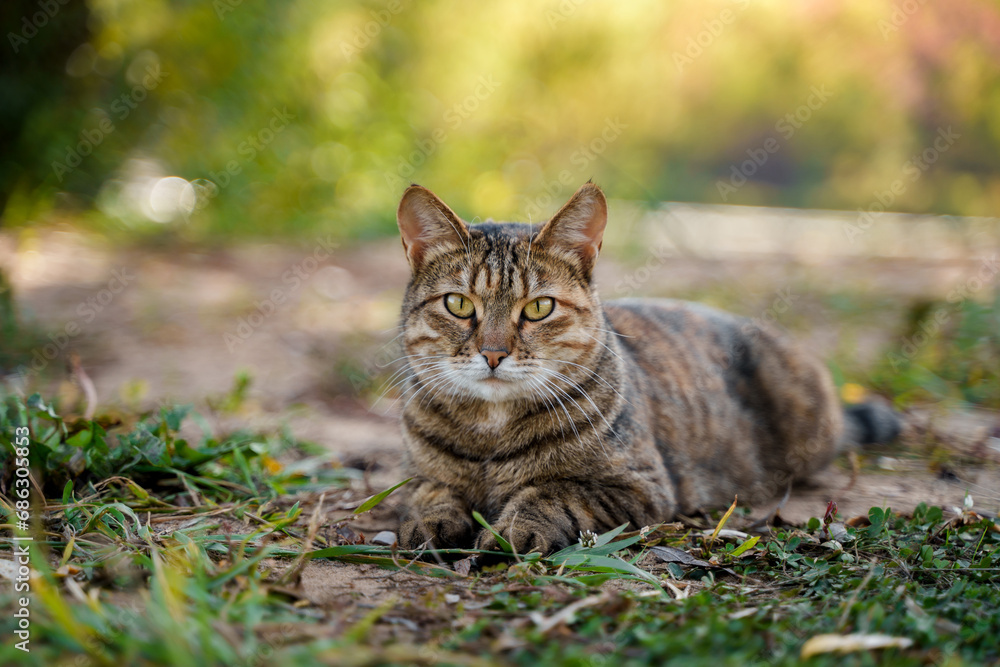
[
  {"x1": 866, "y1": 290, "x2": 1000, "y2": 410},
  {"x1": 1, "y1": 391, "x2": 998, "y2": 666}
]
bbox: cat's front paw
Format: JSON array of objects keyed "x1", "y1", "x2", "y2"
[
  {"x1": 398, "y1": 511, "x2": 474, "y2": 549},
  {"x1": 474, "y1": 516, "x2": 567, "y2": 556}
]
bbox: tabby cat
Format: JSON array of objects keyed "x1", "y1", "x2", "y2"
[{"x1": 393, "y1": 182, "x2": 898, "y2": 555}]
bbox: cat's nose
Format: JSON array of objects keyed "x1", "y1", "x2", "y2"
[{"x1": 481, "y1": 348, "x2": 508, "y2": 370}]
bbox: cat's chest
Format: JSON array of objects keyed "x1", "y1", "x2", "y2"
[{"x1": 474, "y1": 403, "x2": 514, "y2": 434}]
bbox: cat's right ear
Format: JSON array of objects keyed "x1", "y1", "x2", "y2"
[
  {"x1": 397, "y1": 185, "x2": 470, "y2": 271},
  {"x1": 535, "y1": 182, "x2": 607, "y2": 279}
]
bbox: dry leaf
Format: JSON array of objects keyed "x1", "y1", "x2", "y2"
[
  {"x1": 699, "y1": 528, "x2": 749, "y2": 540},
  {"x1": 649, "y1": 546, "x2": 739, "y2": 577},
  {"x1": 453, "y1": 558, "x2": 473, "y2": 576},
  {"x1": 529, "y1": 593, "x2": 609, "y2": 633},
  {"x1": 801, "y1": 633, "x2": 914, "y2": 658},
  {"x1": 649, "y1": 546, "x2": 710, "y2": 568}
]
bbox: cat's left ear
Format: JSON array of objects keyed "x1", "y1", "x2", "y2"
[
  {"x1": 535, "y1": 182, "x2": 607, "y2": 277},
  {"x1": 397, "y1": 185, "x2": 470, "y2": 271}
]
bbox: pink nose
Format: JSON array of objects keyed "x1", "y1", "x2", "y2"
[{"x1": 481, "y1": 348, "x2": 509, "y2": 369}]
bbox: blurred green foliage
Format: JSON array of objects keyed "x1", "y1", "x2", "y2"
[
  {"x1": 3, "y1": 0, "x2": 1000, "y2": 240},
  {"x1": 870, "y1": 289, "x2": 1000, "y2": 409}
]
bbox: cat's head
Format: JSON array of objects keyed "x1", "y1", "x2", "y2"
[{"x1": 396, "y1": 183, "x2": 610, "y2": 403}]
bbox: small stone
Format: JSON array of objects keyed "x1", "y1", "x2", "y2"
[
  {"x1": 877, "y1": 456, "x2": 897, "y2": 470},
  {"x1": 371, "y1": 530, "x2": 397, "y2": 546},
  {"x1": 828, "y1": 522, "x2": 852, "y2": 542}
]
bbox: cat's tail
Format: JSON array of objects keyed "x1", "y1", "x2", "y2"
[{"x1": 842, "y1": 401, "x2": 902, "y2": 447}]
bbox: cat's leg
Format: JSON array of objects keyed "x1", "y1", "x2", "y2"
[
  {"x1": 398, "y1": 478, "x2": 476, "y2": 549},
  {"x1": 474, "y1": 477, "x2": 675, "y2": 555}
]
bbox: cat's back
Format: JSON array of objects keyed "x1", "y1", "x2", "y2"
[
  {"x1": 603, "y1": 297, "x2": 751, "y2": 365},
  {"x1": 603, "y1": 297, "x2": 843, "y2": 510},
  {"x1": 602, "y1": 296, "x2": 826, "y2": 396},
  {"x1": 602, "y1": 297, "x2": 761, "y2": 412}
]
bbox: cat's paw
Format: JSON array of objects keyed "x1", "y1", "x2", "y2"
[
  {"x1": 398, "y1": 511, "x2": 474, "y2": 549},
  {"x1": 473, "y1": 516, "x2": 566, "y2": 557}
]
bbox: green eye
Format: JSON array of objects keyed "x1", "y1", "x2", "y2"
[
  {"x1": 523, "y1": 297, "x2": 554, "y2": 321},
  {"x1": 444, "y1": 293, "x2": 475, "y2": 318}
]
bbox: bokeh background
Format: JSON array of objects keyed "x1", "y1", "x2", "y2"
[
  {"x1": 4, "y1": 0, "x2": 1000, "y2": 239},
  {"x1": 1, "y1": 0, "x2": 999, "y2": 430}
]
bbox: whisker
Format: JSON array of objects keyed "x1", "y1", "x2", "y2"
[
  {"x1": 373, "y1": 358, "x2": 451, "y2": 405},
  {"x1": 534, "y1": 369, "x2": 613, "y2": 461},
  {"x1": 585, "y1": 325, "x2": 633, "y2": 339},
  {"x1": 541, "y1": 358, "x2": 632, "y2": 406},
  {"x1": 525, "y1": 376, "x2": 567, "y2": 442},
  {"x1": 372, "y1": 324, "x2": 405, "y2": 339},
  {"x1": 378, "y1": 352, "x2": 449, "y2": 369},
  {"x1": 540, "y1": 377, "x2": 589, "y2": 457},
  {"x1": 377, "y1": 356, "x2": 449, "y2": 387},
  {"x1": 536, "y1": 367, "x2": 627, "y2": 455},
  {"x1": 526, "y1": 214, "x2": 534, "y2": 265},
  {"x1": 376, "y1": 360, "x2": 433, "y2": 392},
  {"x1": 447, "y1": 215, "x2": 474, "y2": 268},
  {"x1": 392, "y1": 372, "x2": 447, "y2": 414},
  {"x1": 581, "y1": 331, "x2": 625, "y2": 364},
  {"x1": 414, "y1": 368, "x2": 465, "y2": 411},
  {"x1": 372, "y1": 331, "x2": 406, "y2": 357},
  {"x1": 378, "y1": 361, "x2": 447, "y2": 410},
  {"x1": 401, "y1": 363, "x2": 467, "y2": 412}
]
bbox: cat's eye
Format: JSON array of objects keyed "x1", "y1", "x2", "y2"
[
  {"x1": 523, "y1": 297, "x2": 554, "y2": 321},
  {"x1": 444, "y1": 293, "x2": 475, "y2": 318}
]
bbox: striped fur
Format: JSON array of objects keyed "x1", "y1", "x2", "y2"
[{"x1": 394, "y1": 183, "x2": 859, "y2": 555}]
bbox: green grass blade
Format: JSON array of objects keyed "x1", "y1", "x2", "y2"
[
  {"x1": 730, "y1": 535, "x2": 760, "y2": 559},
  {"x1": 354, "y1": 477, "x2": 412, "y2": 514},
  {"x1": 472, "y1": 510, "x2": 513, "y2": 553}
]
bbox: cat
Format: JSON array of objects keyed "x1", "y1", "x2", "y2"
[{"x1": 392, "y1": 181, "x2": 899, "y2": 555}]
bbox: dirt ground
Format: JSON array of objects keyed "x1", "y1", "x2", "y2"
[{"x1": 2, "y1": 211, "x2": 999, "y2": 600}]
